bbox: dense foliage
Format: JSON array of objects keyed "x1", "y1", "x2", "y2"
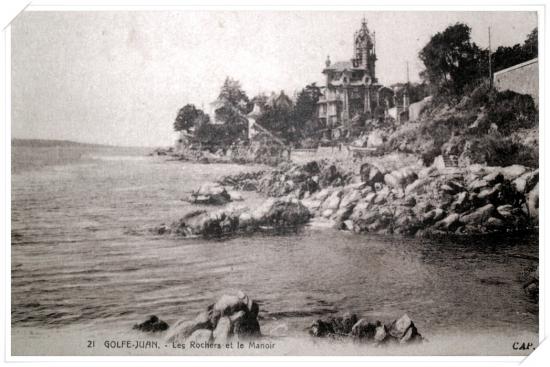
[
  {"x1": 214, "y1": 77, "x2": 252, "y2": 126},
  {"x1": 492, "y1": 28, "x2": 537, "y2": 72},
  {"x1": 419, "y1": 23, "x2": 488, "y2": 96},
  {"x1": 173, "y1": 104, "x2": 199, "y2": 132}
]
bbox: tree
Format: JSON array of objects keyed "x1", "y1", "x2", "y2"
[
  {"x1": 419, "y1": 23, "x2": 486, "y2": 96},
  {"x1": 523, "y1": 27, "x2": 538, "y2": 59},
  {"x1": 291, "y1": 83, "x2": 322, "y2": 143},
  {"x1": 256, "y1": 91, "x2": 295, "y2": 143},
  {"x1": 492, "y1": 27, "x2": 538, "y2": 73},
  {"x1": 214, "y1": 77, "x2": 251, "y2": 126},
  {"x1": 194, "y1": 110, "x2": 211, "y2": 127},
  {"x1": 293, "y1": 83, "x2": 321, "y2": 126},
  {"x1": 173, "y1": 104, "x2": 199, "y2": 132}
]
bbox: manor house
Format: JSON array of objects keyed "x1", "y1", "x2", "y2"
[{"x1": 317, "y1": 19, "x2": 409, "y2": 136}]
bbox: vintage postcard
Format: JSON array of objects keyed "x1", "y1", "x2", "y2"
[{"x1": 7, "y1": 4, "x2": 541, "y2": 360}]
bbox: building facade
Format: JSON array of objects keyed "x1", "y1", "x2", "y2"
[{"x1": 317, "y1": 19, "x2": 409, "y2": 136}]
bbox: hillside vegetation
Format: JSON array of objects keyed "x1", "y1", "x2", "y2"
[{"x1": 387, "y1": 81, "x2": 538, "y2": 168}]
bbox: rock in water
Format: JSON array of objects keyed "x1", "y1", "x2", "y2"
[
  {"x1": 169, "y1": 198, "x2": 310, "y2": 237},
  {"x1": 213, "y1": 317, "x2": 232, "y2": 343},
  {"x1": 165, "y1": 291, "x2": 261, "y2": 343},
  {"x1": 132, "y1": 315, "x2": 169, "y2": 332},
  {"x1": 232, "y1": 310, "x2": 261, "y2": 338},
  {"x1": 191, "y1": 183, "x2": 231, "y2": 205},
  {"x1": 165, "y1": 310, "x2": 213, "y2": 343},
  {"x1": 308, "y1": 319, "x2": 335, "y2": 337},
  {"x1": 374, "y1": 322, "x2": 388, "y2": 344},
  {"x1": 387, "y1": 314, "x2": 422, "y2": 343},
  {"x1": 351, "y1": 319, "x2": 377, "y2": 340},
  {"x1": 309, "y1": 313, "x2": 422, "y2": 346}
]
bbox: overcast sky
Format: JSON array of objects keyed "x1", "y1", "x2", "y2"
[{"x1": 11, "y1": 10, "x2": 537, "y2": 147}]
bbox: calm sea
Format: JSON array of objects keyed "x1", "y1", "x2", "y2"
[{"x1": 10, "y1": 145, "x2": 538, "y2": 355}]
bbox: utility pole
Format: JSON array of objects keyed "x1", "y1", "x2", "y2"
[
  {"x1": 488, "y1": 26, "x2": 493, "y2": 88},
  {"x1": 406, "y1": 61, "x2": 410, "y2": 85}
]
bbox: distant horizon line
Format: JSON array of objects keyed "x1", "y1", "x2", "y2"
[{"x1": 11, "y1": 137, "x2": 165, "y2": 149}]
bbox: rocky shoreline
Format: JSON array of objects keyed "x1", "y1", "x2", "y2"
[
  {"x1": 217, "y1": 158, "x2": 538, "y2": 238},
  {"x1": 133, "y1": 291, "x2": 424, "y2": 348},
  {"x1": 153, "y1": 155, "x2": 538, "y2": 239}
]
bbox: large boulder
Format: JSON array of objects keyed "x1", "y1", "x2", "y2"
[
  {"x1": 170, "y1": 198, "x2": 310, "y2": 237},
  {"x1": 351, "y1": 319, "x2": 377, "y2": 340},
  {"x1": 460, "y1": 204, "x2": 495, "y2": 226},
  {"x1": 257, "y1": 197, "x2": 311, "y2": 227},
  {"x1": 387, "y1": 314, "x2": 422, "y2": 344},
  {"x1": 434, "y1": 213, "x2": 460, "y2": 231},
  {"x1": 513, "y1": 171, "x2": 535, "y2": 193},
  {"x1": 165, "y1": 311, "x2": 214, "y2": 343},
  {"x1": 166, "y1": 291, "x2": 261, "y2": 344},
  {"x1": 501, "y1": 164, "x2": 527, "y2": 181},
  {"x1": 405, "y1": 178, "x2": 429, "y2": 195},
  {"x1": 320, "y1": 164, "x2": 343, "y2": 187},
  {"x1": 527, "y1": 183, "x2": 539, "y2": 222},
  {"x1": 360, "y1": 163, "x2": 385, "y2": 187},
  {"x1": 321, "y1": 189, "x2": 343, "y2": 211}
]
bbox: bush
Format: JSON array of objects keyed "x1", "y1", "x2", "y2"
[
  {"x1": 466, "y1": 134, "x2": 538, "y2": 167},
  {"x1": 487, "y1": 91, "x2": 537, "y2": 134},
  {"x1": 195, "y1": 123, "x2": 247, "y2": 150}
]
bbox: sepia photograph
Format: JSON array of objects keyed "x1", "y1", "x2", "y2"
[{"x1": 7, "y1": 5, "x2": 541, "y2": 359}]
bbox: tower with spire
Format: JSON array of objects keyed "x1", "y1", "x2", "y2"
[
  {"x1": 353, "y1": 17, "x2": 377, "y2": 82},
  {"x1": 317, "y1": 17, "x2": 388, "y2": 135}
]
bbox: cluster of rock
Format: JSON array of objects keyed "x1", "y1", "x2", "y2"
[
  {"x1": 220, "y1": 160, "x2": 538, "y2": 237},
  {"x1": 309, "y1": 313, "x2": 422, "y2": 345},
  {"x1": 149, "y1": 147, "x2": 175, "y2": 156},
  {"x1": 155, "y1": 196, "x2": 310, "y2": 237},
  {"x1": 217, "y1": 171, "x2": 266, "y2": 191},
  {"x1": 165, "y1": 291, "x2": 261, "y2": 344}
]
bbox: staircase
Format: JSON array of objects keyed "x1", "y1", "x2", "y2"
[{"x1": 442, "y1": 154, "x2": 459, "y2": 168}]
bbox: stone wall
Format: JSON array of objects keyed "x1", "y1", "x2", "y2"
[{"x1": 494, "y1": 58, "x2": 538, "y2": 106}]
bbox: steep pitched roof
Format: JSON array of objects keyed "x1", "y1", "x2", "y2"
[{"x1": 324, "y1": 60, "x2": 354, "y2": 71}]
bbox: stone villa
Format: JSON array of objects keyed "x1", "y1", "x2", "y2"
[{"x1": 317, "y1": 19, "x2": 409, "y2": 138}]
